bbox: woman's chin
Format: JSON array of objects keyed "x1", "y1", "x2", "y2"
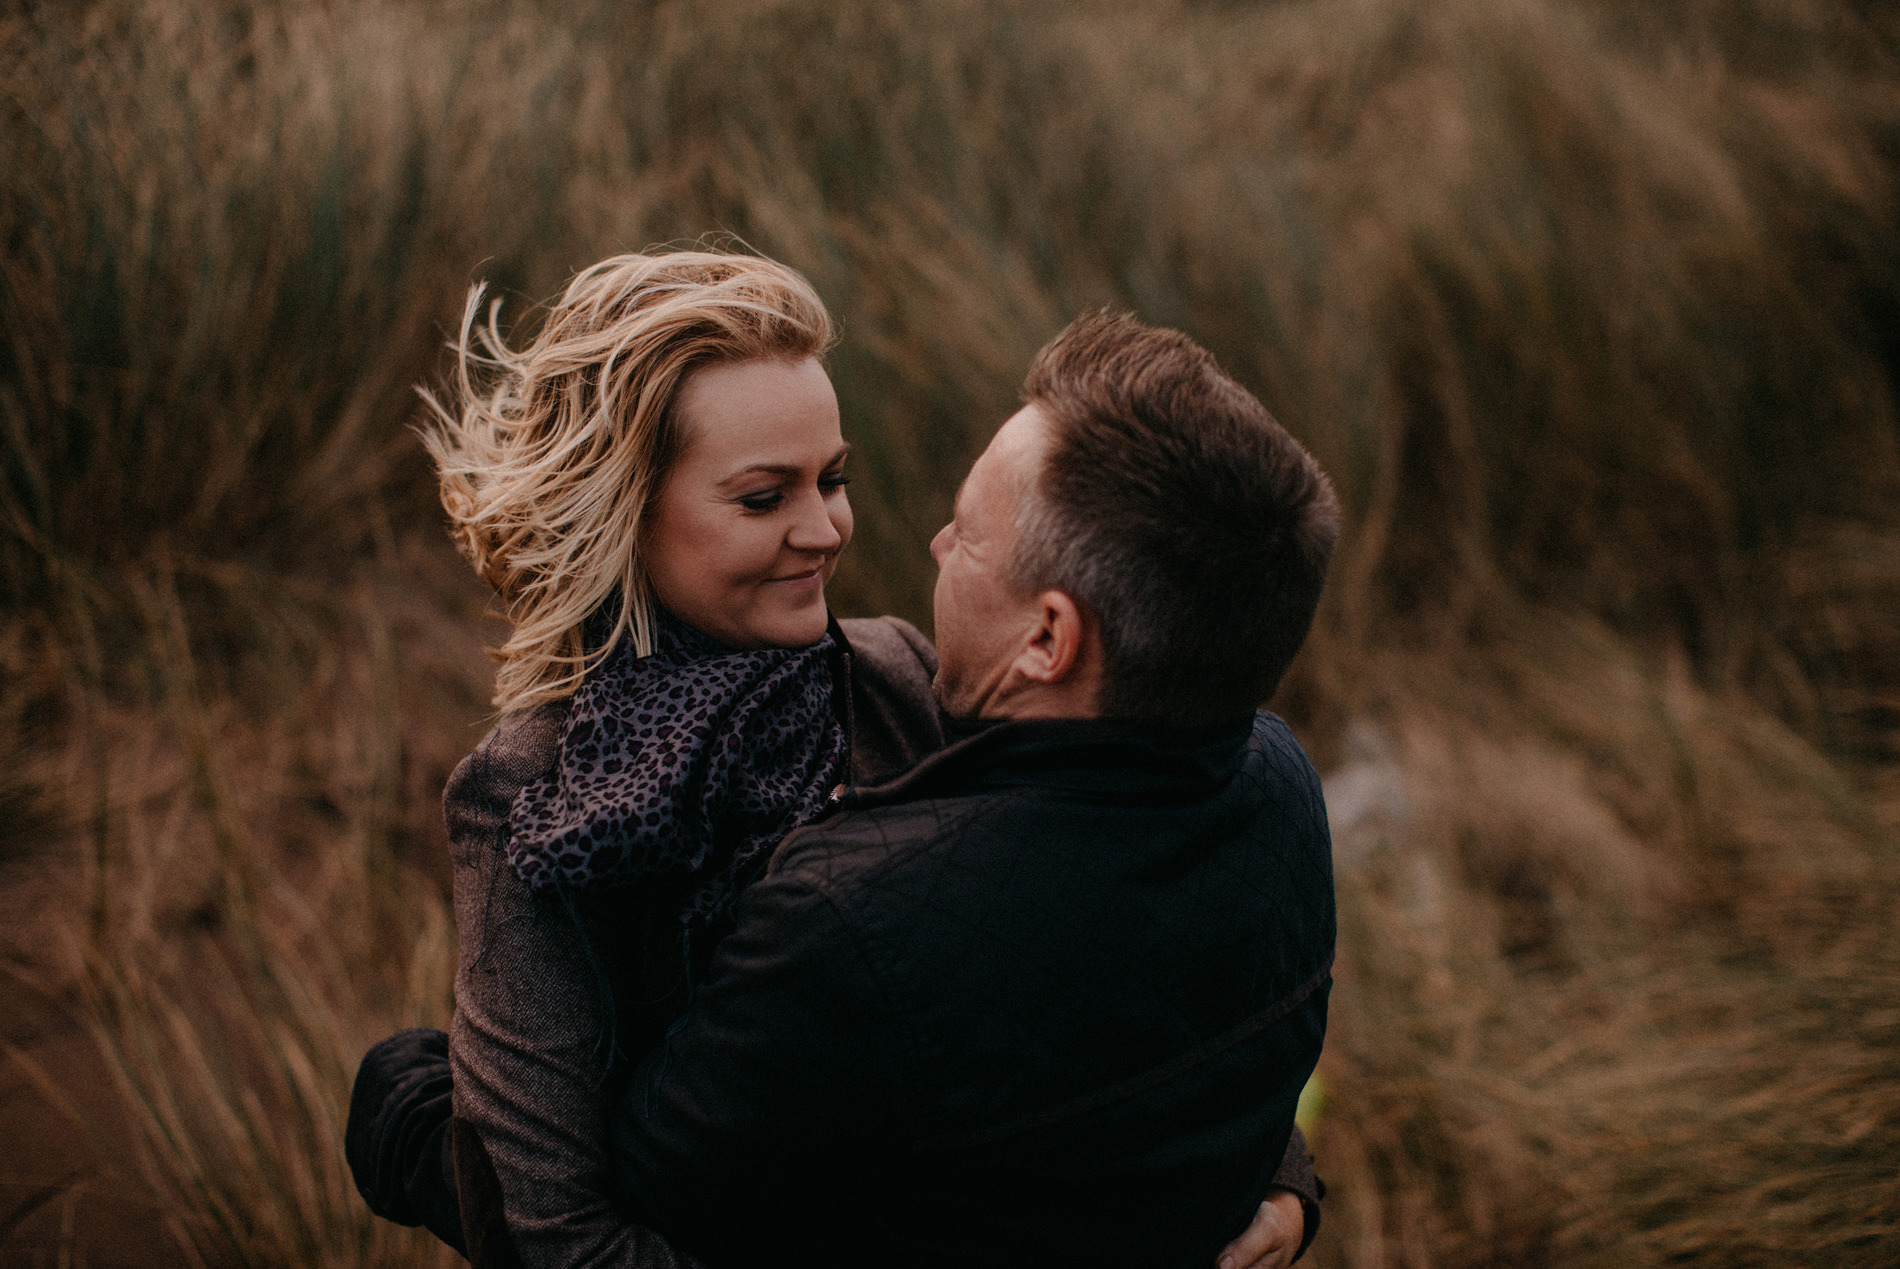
[
  {"x1": 779, "y1": 599, "x2": 832, "y2": 647},
  {"x1": 745, "y1": 591, "x2": 830, "y2": 649}
]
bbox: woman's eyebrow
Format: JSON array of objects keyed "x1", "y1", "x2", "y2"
[
  {"x1": 713, "y1": 445, "x2": 852, "y2": 488},
  {"x1": 716, "y1": 463, "x2": 801, "y2": 486}
]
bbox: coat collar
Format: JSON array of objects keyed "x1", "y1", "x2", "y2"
[{"x1": 837, "y1": 712, "x2": 1258, "y2": 811}]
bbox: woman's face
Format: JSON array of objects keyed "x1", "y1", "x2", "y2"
[{"x1": 644, "y1": 356, "x2": 853, "y2": 650}]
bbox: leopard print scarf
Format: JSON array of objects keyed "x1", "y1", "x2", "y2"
[{"x1": 507, "y1": 614, "x2": 848, "y2": 926}]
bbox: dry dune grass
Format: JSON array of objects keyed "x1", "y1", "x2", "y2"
[
  {"x1": 2, "y1": 0, "x2": 1896, "y2": 1264},
  {"x1": 0, "y1": 542, "x2": 487, "y2": 1263},
  {"x1": 1318, "y1": 608, "x2": 1900, "y2": 1264}
]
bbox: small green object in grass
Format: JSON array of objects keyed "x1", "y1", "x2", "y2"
[{"x1": 1295, "y1": 1071, "x2": 1326, "y2": 1135}]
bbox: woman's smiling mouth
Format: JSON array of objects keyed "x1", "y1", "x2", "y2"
[{"x1": 766, "y1": 565, "x2": 827, "y2": 587}]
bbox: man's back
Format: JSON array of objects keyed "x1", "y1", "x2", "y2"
[{"x1": 613, "y1": 711, "x2": 1335, "y2": 1268}]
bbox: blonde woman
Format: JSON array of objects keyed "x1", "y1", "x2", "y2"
[{"x1": 348, "y1": 249, "x2": 947, "y2": 1265}]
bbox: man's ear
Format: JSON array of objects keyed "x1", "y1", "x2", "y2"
[{"x1": 1016, "y1": 589, "x2": 1089, "y2": 685}]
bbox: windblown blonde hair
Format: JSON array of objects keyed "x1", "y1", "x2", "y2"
[{"x1": 419, "y1": 250, "x2": 835, "y2": 712}]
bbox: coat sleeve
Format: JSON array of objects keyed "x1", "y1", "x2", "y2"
[
  {"x1": 345, "y1": 1026, "x2": 465, "y2": 1254},
  {"x1": 1269, "y1": 1125, "x2": 1324, "y2": 1261},
  {"x1": 447, "y1": 710, "x2": 708, "y2": 1269}
]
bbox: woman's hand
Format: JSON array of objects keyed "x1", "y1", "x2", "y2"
[{"x1": 1217, "y1": 1188, "x2": 1305, "y2": 1269}]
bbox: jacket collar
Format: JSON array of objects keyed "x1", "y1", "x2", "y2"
[{"x1": 838, "y1": 712, "x2": 1257, "y2": 811}]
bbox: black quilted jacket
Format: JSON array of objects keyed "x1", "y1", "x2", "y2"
[{"x1": 611, "y1": 710, "x2": 1336, "y2": 1269}]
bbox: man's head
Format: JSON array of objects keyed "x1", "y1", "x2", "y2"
[{"x1": 930, "y1": 310, "x2": 1339, "y2": 727}]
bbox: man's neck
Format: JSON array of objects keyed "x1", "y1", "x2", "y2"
[{"x1": 969, "y1": 675, "x2": 1100, "y2": 723}]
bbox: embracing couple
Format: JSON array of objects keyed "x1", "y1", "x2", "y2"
[{"x1": 348, "y1": 249, "x2": 1340, "y2": 1269}]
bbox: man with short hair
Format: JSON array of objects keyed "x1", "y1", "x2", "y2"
[{"x1": 605, "y1": 310, "x2": 1339, "y2": 1267}]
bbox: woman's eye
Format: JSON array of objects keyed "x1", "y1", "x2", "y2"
[{"x1": 735, "y1": 471, "x2": 845, "y2": 512}]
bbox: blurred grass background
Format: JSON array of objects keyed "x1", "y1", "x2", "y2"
[{"x1": 2, "y1": 0, "x2": 1896, "y2": 1263}]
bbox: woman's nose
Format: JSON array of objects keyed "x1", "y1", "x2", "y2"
[{"x1": 787, "y1": 488, "x2": 844, "y2": 552}]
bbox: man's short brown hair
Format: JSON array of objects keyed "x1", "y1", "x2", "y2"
[{"x1": 1012, "y1": 311, "x2": 1339, "y2": 728}]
